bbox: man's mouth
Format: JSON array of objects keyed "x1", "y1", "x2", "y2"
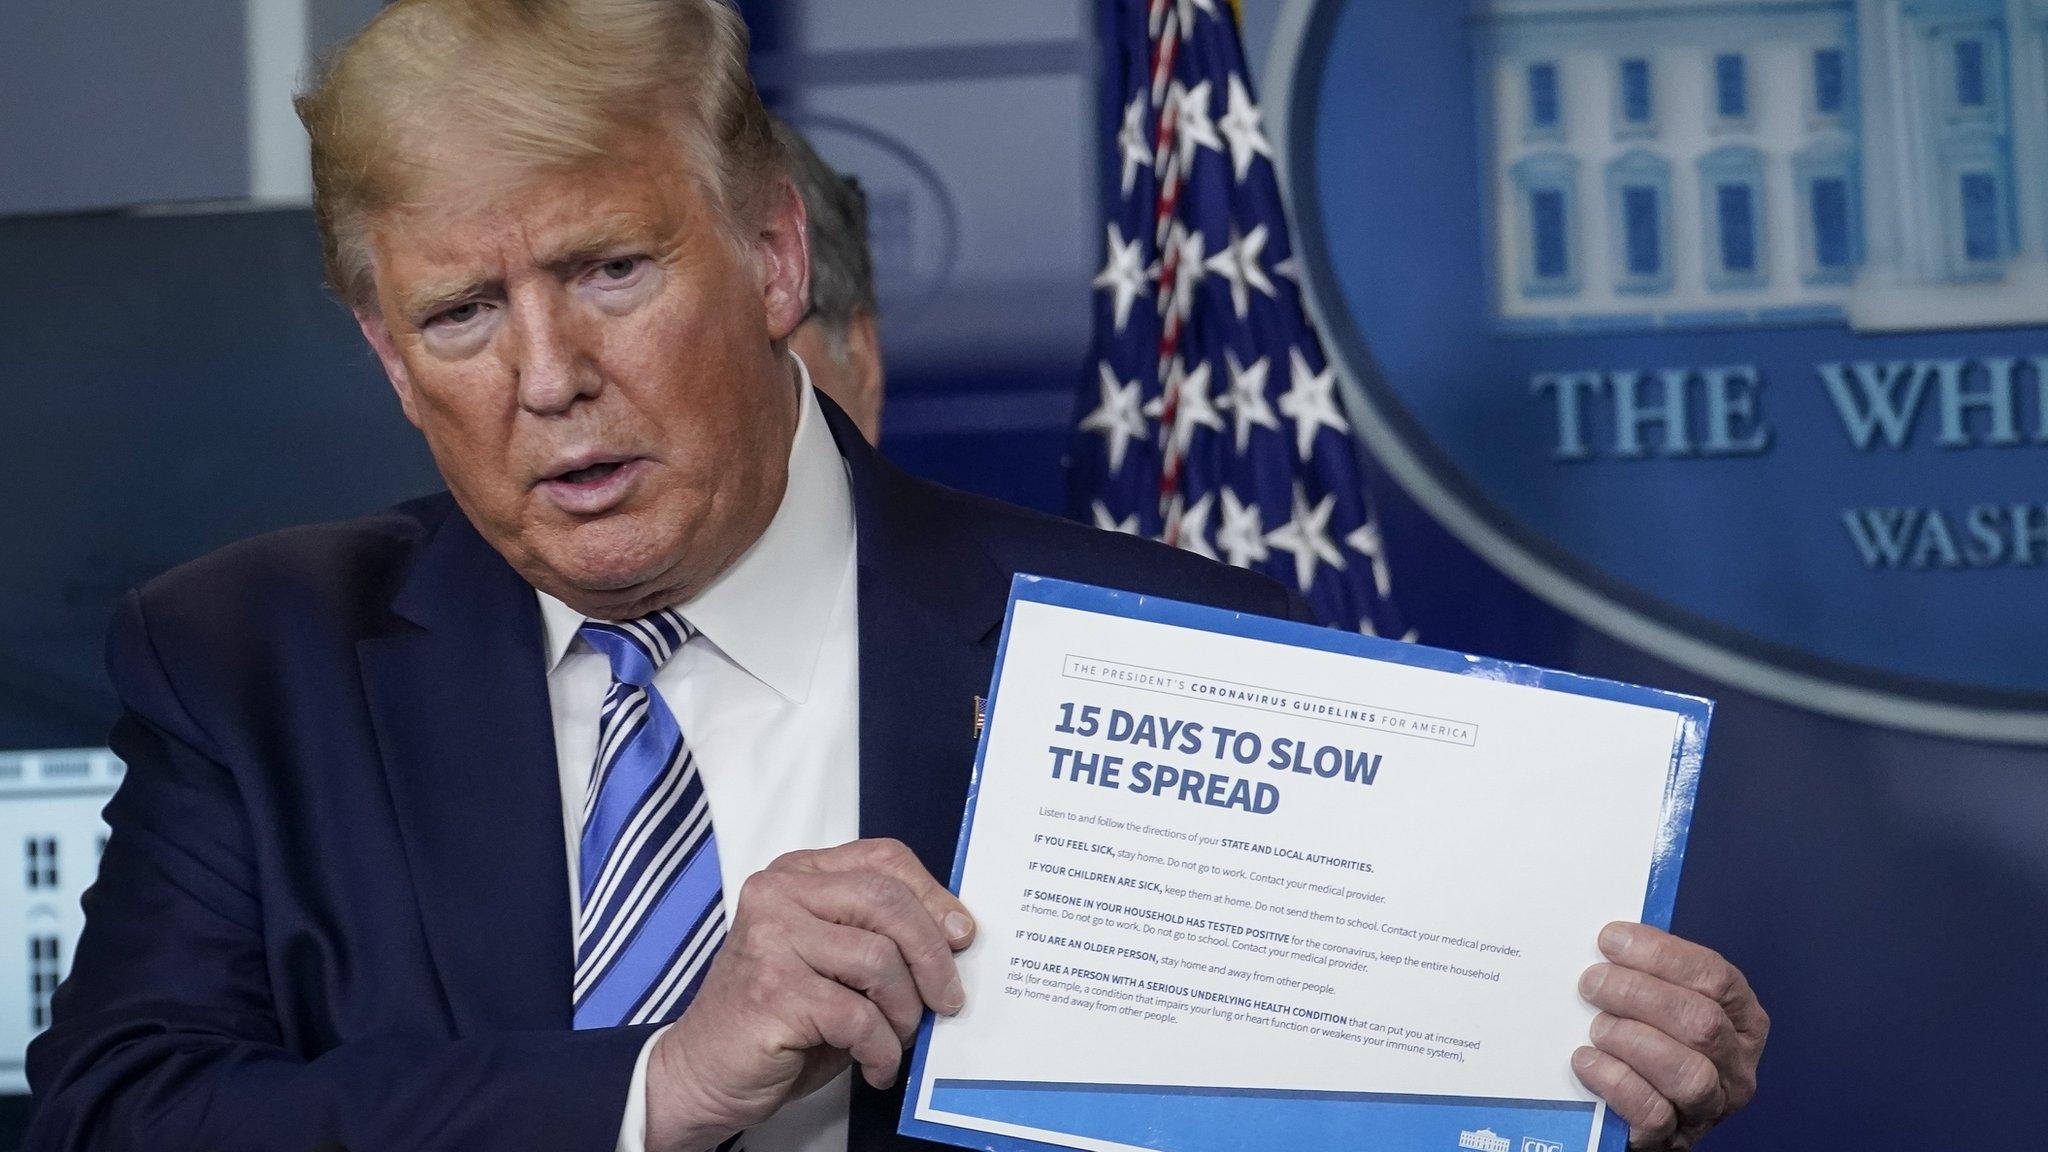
[
  {"x1": 535, "y1": 456, "x2": 648, "y2": 515},
  {"x1": 555, "y1": 460, "x2": 626, "y2": 486}
]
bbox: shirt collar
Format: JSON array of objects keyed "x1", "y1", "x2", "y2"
[{"x1": 536, "y1": 354, "x2": 855, "y2": 701}]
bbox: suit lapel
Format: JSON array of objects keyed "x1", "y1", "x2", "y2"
[
  {"x1": 357, "y1": 504, "x2": 575, "y2": 1033},
  {"x1": 851, "y1": 567, "x2": 997, "y2": 881},
  {"x1": 821, "y1": 398, "x2": 1009, "y2": 885}
]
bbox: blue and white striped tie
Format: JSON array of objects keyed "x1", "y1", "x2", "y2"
[{"x1": 571, "y1": 608, "x2": 727, "y2": 1030}]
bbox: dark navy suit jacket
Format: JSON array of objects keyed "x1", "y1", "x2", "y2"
[{"x1": 25, "y1": 397, "x2": 1301, "y2": 1152}]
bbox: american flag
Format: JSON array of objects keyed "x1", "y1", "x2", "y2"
[{"x1": 1068, "y1": 0, "x2": 1409, "y2": 640}]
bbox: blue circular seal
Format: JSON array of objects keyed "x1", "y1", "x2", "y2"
[{"x1": 1271, "y1": 0, "x2": 2048, "y2": 742}]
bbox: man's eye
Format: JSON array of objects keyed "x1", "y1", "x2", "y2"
[
  {"x1": 596, "y1": 257, "x2": 643, "y2": 282},
  {"x1": 433, "y1": 302, "x2": 483, "y2": 327}
]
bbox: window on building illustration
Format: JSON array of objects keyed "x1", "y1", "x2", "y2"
[
  {"x1": 1623, "y1": 187, "x2": 1661, "y2": 275},
  {"x1": 1532, "y1": 189, "x2": 1569, "y2": 279},
  {"x1": 1606, "y1": 150, "x2": 1671, "y2": 292},
  {"x1": 1795, "y1": 142, "x2": 1862, "y2": 283},
  {"x1": 1814, "y1": 49, "x2": 1845, "y2": 115},
  {"x1": 1955, "y1": 39, "x2": 1987, "y2": 108},
  {"x1": 1715, "y1": 54, "x2": 1748, "y2": 119},
  {"x1": 1812, "y1": 178, "x2": 1853, "y2": 269},
  {"x1": 1701, "y1": 145, "x2": 1767, "y2": 289},
  {"x1": 1961, "y1": 172, "x2": 2001, "y2": 262},
  {"x1": 1939, "y1": 29, "x2": 2007, "y2": 126},
  {"x1": 1717, "y1": 185, "x2": 1757, "y2": 274},
  {"x1": 1620, "y1": 58, "x2": 1653, "y2": 125},
  {"x1": 1528, "y1": 62, "x2": 1561, "y2": 132},
  {"x1": 29, "y1": 935, "x2": 61, "y2": 1031},
  {"x1": 1511, "y1": 152, "x2": 1579, "y2": 297},
  {"x1": 24, "y1": 836, "x2": 57, "y2": 890}
]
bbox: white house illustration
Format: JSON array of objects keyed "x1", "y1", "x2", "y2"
[
  {"x1": 1458, "y1": 1129, "x2": 1513, "y2": 1152},
  {"x1": 0, "y1": 749, "x2": 120, "y2": 1093},
  {"x1": 1474, "y1": 0, "x2": 2048, "y2": 333}
]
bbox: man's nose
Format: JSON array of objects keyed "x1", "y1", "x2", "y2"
[{"x1": 509, "y1": 291, "x2": 600, "y2": 415}]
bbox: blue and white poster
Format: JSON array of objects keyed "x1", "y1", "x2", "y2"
[
  {"x1": 1265, "y1": 0, "x2": 2048, "y2": 742},
  {"x1": 902, "y1": 576, "x2": 1708, "y2": 1152}
]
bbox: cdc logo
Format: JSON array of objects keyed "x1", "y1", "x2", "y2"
[
  {"x1": 1273, "y1": 0, "x2": 2048, "y2": 742},
  {"x1": 1522, "y1": 1141, "x2": 1564, "y2": 1152}
]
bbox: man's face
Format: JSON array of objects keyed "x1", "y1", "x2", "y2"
[{"x1": 355, "y1": 131, "x2": 810, "y2": 620}]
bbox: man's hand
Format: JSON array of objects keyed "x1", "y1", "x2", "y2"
[
  {"x1": 1571, "y1": 923, "x2": 1768, "y2": 1151},
  {"x1": 643, "y1": 839, "x2": 976, "y2": 1152}
]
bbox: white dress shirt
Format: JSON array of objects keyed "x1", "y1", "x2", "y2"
[{"x1": 537, "y1": 364, "x2": 859, "y2": 1152}]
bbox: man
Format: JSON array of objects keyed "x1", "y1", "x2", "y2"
[
  {"x1": 775, "y1": 117, "x2": 886, "y2": 445},
  {"x1": 25, "y1": 2, "x2": 1767, "y2": 1151}
]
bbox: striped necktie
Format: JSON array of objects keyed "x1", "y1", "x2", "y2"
[{"x1": 571, "y1": 608, "x2": 727, "y2": 1030}]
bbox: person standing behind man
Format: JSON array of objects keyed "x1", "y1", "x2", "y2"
[{"x1": 775, "y1": 117, "x2": 886, "y2": 445}]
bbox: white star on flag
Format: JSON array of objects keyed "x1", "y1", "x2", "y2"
[
  {"x1": 1218, "y1": 74, "x2": 1274, "y2": 182},
  {"x1": 1265, "y1": 483, "x2": 1347, "y2": 591},
  {"x1": 1278, "y1": 347, "x2": 1350, "y2": 458},
  {"x1": 1093, "y1": 223, "x2": 1152, "y2": 334},
  {"x1": 1171, "y1": 79, "x2": 1223, "y2": 173},
  {"x1": 1144, "y1": 356, "x2": 1223, "y2": 461},
  {"x1": 1177, "y1": 0, "x2": 1219, "y2": 33},
  {"x1": 1203, "y1": 223, "x2": 1276, "y2": 320},
  {"x1": 1117, "y1": 93, "x2": 1152, "y2": 197},
  {"x1": 1166, "y1": 221, "x2": 1207, "y2": 324},
  {"x1": 1215, "y1": 487, "x2": 1269, "y2": 567},
  {"x1": 1092, "y1": 501, "x2": 1142, "y2": 536},
  {"x1": 1079, "y1": 362, "x2": 1149, "y2": 473},
  {"x1": 1220, "y1": 351, "x2": 1279, "y2": 452},
  {"x1": 1346, "y1": 518, "x2": 1392, "y2": 600},
  {"x1": 1173, "y1": 491, "x2": 1219, "y2": 560}
]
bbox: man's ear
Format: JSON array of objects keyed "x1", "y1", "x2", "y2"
[
  {"x1": 354, "y1": 308, "x2": 423, "y2": 429},
  {"x1": 756, "y1": 177, "x2": 812, "y2": 343}
]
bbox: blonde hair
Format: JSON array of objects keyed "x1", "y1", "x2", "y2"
[{"x1": 295, "y1": 0, "x2": 781, "y2": 308}]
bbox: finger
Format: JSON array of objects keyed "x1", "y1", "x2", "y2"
[
  {"x1": 778, "y1": 869, "x2": 964, "y2": 1015},
  {"x1": 802, "y1": 980, "x2": 905, "y2": 1090},
  {"x1": 787, "y1": 920, "x2": 928, "y2": 1041},
  {"x1": 1580, "y1": 963, "x2": 1736, "y2": 1064},
  {"x1": 777, "y1": 840, "x2": 977, "y2": 948},
  {"x1": 1600, "y1": 923, "x2": 1765, "y2": 1035},
  {"x1": 1588, "y1": 1013, "x2": 1726, "y2": 1125},
  {"x1": 1571, "y1": 1046, "x2": 1678, "y2": 1149}
]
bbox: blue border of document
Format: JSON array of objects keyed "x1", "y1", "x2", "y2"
[{"x1": 900, "y1": 575, "x2": 1713, "y2": 1152}]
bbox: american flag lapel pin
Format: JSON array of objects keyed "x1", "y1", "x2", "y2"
[{"x1": 973, "y1": 696, "x2": 986, "y2": 740}]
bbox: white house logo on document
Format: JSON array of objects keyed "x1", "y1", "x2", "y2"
[
  {"x1": 1275, "y1": 0, "x2": 2048, "y2": 745},
  {"x1": 1458, "y1": 1130, "x2": 1511, "y2": 1152}
]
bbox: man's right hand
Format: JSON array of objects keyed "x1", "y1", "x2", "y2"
[{"x1": 642, "y1": 838, "x2": 977, "y2": 1152}]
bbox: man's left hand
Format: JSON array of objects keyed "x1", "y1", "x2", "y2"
[{"x1": 1571, "y1": 922, "x2": 1769, "y2": 1151}]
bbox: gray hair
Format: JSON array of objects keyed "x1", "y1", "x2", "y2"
[
  {"x1": 772, "y1": 117, "x2": 877, "y2": 353},
  {"x1": 297, "y1": 0, "x2": 781, "y2": 309}
]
